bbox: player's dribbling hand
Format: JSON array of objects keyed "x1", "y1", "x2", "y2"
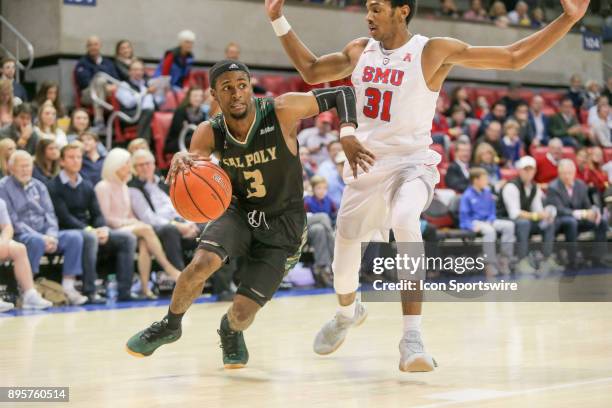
[
  {"x1": 560, "y1": 0, "x2": 589, "y2": 22},
  {"x1": 166, "y1": 152, "x2": 210, "y2": 185},
  {"x1": 265, "y1": 0, "x2": 285, "y2": 20},
  {"x1": 340, "y1": 136, "x2": 376, "y2": 178}
]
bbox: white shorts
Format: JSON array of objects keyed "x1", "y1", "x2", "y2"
[{"x1": 336, "y1": 157, "x2": 440, "y2": 240}]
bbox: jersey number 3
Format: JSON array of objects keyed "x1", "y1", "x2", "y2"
[
  {"x1": 363, "y1": 87, "x2": 393, "y2": 122},
  {"x1": 244, "y1": 169, "x2": 267, "y2": 198}
]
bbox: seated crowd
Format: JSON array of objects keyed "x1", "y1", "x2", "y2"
[{"x1": 0, "y1": 28, "x2": 611, "y2": 311}]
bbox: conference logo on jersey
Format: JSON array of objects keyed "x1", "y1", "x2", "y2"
[{"x1": 403, "y1": 53, "x2": 412, "y2": 62}]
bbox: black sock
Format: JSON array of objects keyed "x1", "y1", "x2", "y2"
[{"x1": 165, "y1": 308, "x2": 184, "y2": 330}]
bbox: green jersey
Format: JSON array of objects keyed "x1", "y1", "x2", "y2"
[{"x1": 210, "y1": 97, "x2": 304, "y2": 216}]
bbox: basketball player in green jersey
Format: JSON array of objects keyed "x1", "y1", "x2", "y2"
[{"x1": 126, "y1": 60, "x2": 374, "y2": 368}]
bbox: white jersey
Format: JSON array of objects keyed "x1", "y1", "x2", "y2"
[{"x1": 351, "y1": 34, "x2": 440, "y2": 162}]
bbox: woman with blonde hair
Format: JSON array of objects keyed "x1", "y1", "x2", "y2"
[
  {"x1": 0, "y1": 79, "x2": 17, "y2": 127},
  {"x1": 35, "y1": 101, "x2": 68, "y2": 147},
  {"x1": 0, "y1": 138, "x2": 16, "y2": 177},
  {"x1": 95, "y1": 148, "x2": 181, "y2": 298},
  {"x1": 473, "y1": 142, "x2": 502, "y2": 187},
  {"x1": 33, "y1": 138, "x2": 61, "y2": 185}
]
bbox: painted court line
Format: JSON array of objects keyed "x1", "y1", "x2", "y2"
[{"x1": 414, "y1": 376, "x2": 612, "y2": 408}]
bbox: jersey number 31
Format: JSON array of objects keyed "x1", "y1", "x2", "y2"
[{"x1": 363, "y1": 87, "x2": 393, "y2": 122}]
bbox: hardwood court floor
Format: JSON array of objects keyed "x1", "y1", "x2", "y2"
[{"x1": 1, "y1": 295, "x2": 611, "y2": 408}]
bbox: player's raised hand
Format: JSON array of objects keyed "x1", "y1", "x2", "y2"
[
  {"x1": 560, "y1": 0, "x2": 589, "y2": 22},
  {"x1": 166, "y1": 151, "x2": 210, "y2": 185},
  {"x1": 265, "y1": 0, "x2": 285, "y2": 20},
  {"x1": 340, "y1": 136, "x2": 376, "y2": 178}
]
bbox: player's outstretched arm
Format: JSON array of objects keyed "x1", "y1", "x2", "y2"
[
  {"x1": 423, "y1": 0, "x2": 589, "y2": 84},
  {"x1": 275, "y1": 87, "x2": 375, "y2": 177},
  {"x1": 265, "y1": 0, "x2": 366, "y2": 84},
  {"x1": 166, "y1": 121, "x2": 215, "y2": 185}
]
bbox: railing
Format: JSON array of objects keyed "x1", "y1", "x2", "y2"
[
  {"x1": 178, "y1": 123, "x2": 197, "y2": 152},
  {"x1": 89, "y1": 72, "x2": 143, "y2": 150},
  {"x1": 0, "y1": 15, "x2": 34, "y2": 82}
]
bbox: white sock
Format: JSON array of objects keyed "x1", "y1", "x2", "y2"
[
  {"x1": 338, "y1": 301, "x2": 356, "y2": 319},
  {"x1": 403, "y1": 315, "x2": 422, "y2": 334},
  {"x1": 62, "y1": 279, "x2": 75, "y2": 291}
]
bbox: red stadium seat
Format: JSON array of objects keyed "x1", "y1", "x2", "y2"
[
  {"x1": 604, "y1": 148, "x2": 612, "y2": 163},
  {"x1": 530, "y1": 146, "x2": 548, "y2": 159},
  {"x1": 540, "y1": 91, "x2": 563, "y2": 107},
  {"x1": 256, "y1": 75, "x2": 292, "y2": 96},
  {"x1": 518, "y1": 90, "x2": 534, "y2": 102},
  {"x1": 151, "y1": 112, "x2": 174, "y2": 169},
  {"x1": 542, "y1": 106, "x2": 557, "y2": 116},
  {"x1": 430, "y1": 143, "x2": 447, "y2": 164},
  {"x1": 562, "y1": 147, "x2": 576, "y2": 162},
  {"x1": 578, "y1": 109, "x2": 589, "y2": 124},
  {"x1": 159, "y1": 89, "x2": 185, "y2": 111},
  {"x1": 187, "y1": 70, "x2": 209, "y2": 89},
  {"x1": 473, "y1": 87, "x2": 498, "y2": 105}
]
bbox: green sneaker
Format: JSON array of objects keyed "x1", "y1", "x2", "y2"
[
  {"x1": 217, "y1": 314, "x2": 249, "y2": 369},
  {"x1": 126, "y1": 317, "x2": 182, "y2": 357}
]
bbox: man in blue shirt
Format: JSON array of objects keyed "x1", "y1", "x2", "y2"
[
  {"x1": 459, "y1": 167, "x2": 515, "y2": 276},
  {"x1": 0, "y1": 150, "x2": 87, "y2": 305}
]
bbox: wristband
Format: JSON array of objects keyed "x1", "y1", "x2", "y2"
[
  {"x1": 340, "y1": 126, "x2": 356, "y2": 139},
  {"x1": 271, "y1": 15, "x2": 291, "y2": 37}
]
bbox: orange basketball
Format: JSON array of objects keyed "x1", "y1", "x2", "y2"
[{"x1": 169, "y1": 162, "x2": 232, "y2": 223}]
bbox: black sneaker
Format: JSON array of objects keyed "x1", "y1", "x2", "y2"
[
  {"x1": 126, "y1": 317, "x2": 182, "y2": 357},
  {"x1": 217, "y1": 314, "x2": 249, "y2": 369}
]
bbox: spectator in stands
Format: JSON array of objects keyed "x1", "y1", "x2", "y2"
[
  {"x1": 66, "y1": 108, "x2": 90, "y2": 143},
  {"x1": 479, "y1": 102, "x2": 507, "y2": 135},
  {"x1": 0, "y1": 138, "x2": 15, "y2": 177},
  {"x1": 499, "y1": 82, "x2": 527, "y2": 117},
  {"x1": 79, "y1": 131, "x2": 105, "y2": 186},
  {"x1": 304, "y1": 175, "x2": 336, "y2": 287},
  {"x1": 566, "y1": 74, "x2": 586, "y2": 112},
  {"x1": 0, "y1": 79, "x2": 18, "y2": 127},
  {"x1": 591, "y1": 103, "x2": 611, "y2": 147},
  {"x1": 300, "y1": 146, "x2": 316, "y2": 183},
  {"x1": 507, "y1": 1, "x2": 531, "y2": 26},
  {"x1": 583, "y1": 147, "x2": 609, "y2": 196},
  {"x1": 75, "y1": 36, "x2": 120, "y2": 130},
  {"x1": 163, "y1": 87, "x2": 207, "y2": 155},
  {"x1": 535, "y1": 137, "x2": 564, "y2": 185},
  {"x1": 297, "y1": 112, "x2": 337, "y2": 165},
  {"x1": 0, "y1": 103, "x2": 40, "y2": 155},
  {"x1": 463, "y1": 0, "x2": 488, "y2": 21},
  {"x1": 575, "y1": 147, "x2": 589, "y2": 180},
  {"x1": 33, "y1": 139, "x2": 60, "y2": 186},
  {"x1": 477, "y1": 120, "x2": 504, "y2": 159},
  {"x1": 587, "y1": 95, "x2": 610, "y2": 128},
  {"x1": 437, "y1": 0, "x2": 459, "y2": 18},
  {"x1": 33, "y1": 81, "x2": 66, "y2": 118},
  {"x1": 127, "y1": 138, "x2": 150, "y2": 155},
  {"x1": 546, "y1": 160, "x2": 608, "y2": 264},
  {"x1": 584, "y1": 80, "x2": 601, "y2": 110},
  {"x1": 475, "y1": 95, "x2": 490, "y2": 119},
  {"x1": 321, "y1": 147, "x2": 346, "y2": 209},
  {"x1": 513, "y1": 101, "x2": 535, "y2": 148},
  {"x1": 49, "y1": 143, "x2": 139, "y2": 303},
  {"x1": 116, "y1": 60, "x2": 163, "y2": 145},
  {"x1": 489, "y1": 1, "x2": 509, "y2": 26},
  {"x1": 473, "y1": 142, "x2": 502, "y2": 188},
  {"x1": 500, "y1": 156, "x2": 558, "y2": 275},
  {"x1": 528, "y1": 95, "x2": 550, "y2": 146},
  {"x1": 531, "y1": 7, "x2": 546, "y2": 28},
  {"x1": 445, "y1": 141, "x2": 471, "y2": 192},
  {"x1": 501, "y1": 119, "x2": 522, "y2": 166},
  {"x1": 0, "y1": 150, "x2": 88, "y2": 305},
  {"x1": 114, "y1": 39, "x2": 135, "y2": 82},
  {"x1": 432, "y1": 96, "x2": 450, "y2": 146},
  {"x1": 1, "y1": 58, "x2": 27, "y2": 102},
  {"x1": 34, "y1": 101, "x2": 68, "y2": 147},
  {"x1": 448, "y1": 106, "x2": 470, "y2": 140},
  {"x1": 549, "y1": 96, "x2": 586, "y2": 148},
  {"x1": 316, "y1": 140, "x2": 342, "y2": 184},
  {"x1": 95, "y1": 148, "x2": 182, "y2": 297},
  {"x1": 448, "y1": 86, "x2": 474, "y2": 118},
  {"x1": 0, "y1": 197, "x2": 52, "y2": 311},
  {"x1": 603, "y1": 77, "x2": 612, "y2": 103},
  {"x1": 154, "y1": 30, "x2": 195, "y2": 90},
  {"x1": 459, "y1": 167, "x2": 515, "y2": 276},
  {"x1": 128, "y1": 149, "x2": 199, "y2": 271},
  {"x1": 225, "y1": 42, "x2": 241, "y2": 60}
]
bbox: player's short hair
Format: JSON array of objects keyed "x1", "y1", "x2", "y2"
[
  {"x1": 469, "y1": 167, "x2": 487, "y2": 183},
  {"x1": 60, "y1": 142, "x2": 83, "y2": 159},
  {"x1": 390, "y1": 0, "x2": 418, "y2": 25}
]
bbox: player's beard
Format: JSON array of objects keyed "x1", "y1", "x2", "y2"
[{"x1": 229, "y1": 110, "x2": 249, "y2": 120}]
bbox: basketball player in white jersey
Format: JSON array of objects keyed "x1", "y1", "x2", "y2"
[{"x1": 265, "y1": 0, "x2": 590, "y2": 372}]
